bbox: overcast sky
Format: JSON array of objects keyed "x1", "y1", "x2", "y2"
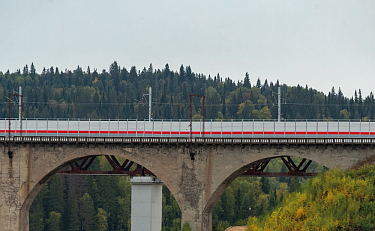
[{"x1": 1, "y1": 0, "x2": 374, "y2": 97}]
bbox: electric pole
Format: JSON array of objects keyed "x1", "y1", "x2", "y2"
[
  {"x1": 278, "y1": 86, "x2": 281, "y2": 122},
  {"x1": 148, "y1": 87, "x2": 152, "y2": 121},
  {"x1": 19, "y1": 86, "x2": 22, "y2": 121}
]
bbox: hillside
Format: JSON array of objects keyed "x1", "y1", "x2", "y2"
[
  {"x1": 247, "y1": 164, "x2": 375, "y2": 231},
  {"x1": 1, "y1": 62, "x2": 374, "y2": 121}
]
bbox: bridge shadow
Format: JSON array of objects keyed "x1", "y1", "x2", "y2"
[{"x1": 208, "y1": 156, "x2": 327, "y2": 229}]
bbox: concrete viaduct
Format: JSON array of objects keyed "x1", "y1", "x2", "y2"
[{"x1": 1, "y1": 136, "x2": 375, "y2": 231}]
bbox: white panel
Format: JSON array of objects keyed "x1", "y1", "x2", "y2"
[
  {"x1": 132, "y1": 185, "x2": 152, "y2": 203},
  {"x1": 152, "y1": 217, "x2": 162, "y2": 230},
  {"x1": 132, "y1": 217, "x2": 151, "y2": 231},
  {"x1": 150, "y1": 185, "x2": 162, "y2": 203},
  {"x1": 132, "y1": 202, "x2": 151, "y2": 216},
  {"x1": 285, "y1": 122, "x2": 296, "y2": 132},
  {"x1": 151, "y1": 202, "x2": 162, "y2": 218},
  {"x1": 7, "y1": 119, "x2": 375, "y2": 138},
  {"x1": 274, "y1": 122, "x2": 284, "y2": 132}
]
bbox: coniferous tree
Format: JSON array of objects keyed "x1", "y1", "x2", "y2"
[
  {"x1": 256, "y1": 78, "x2": 261, "y2": 88},
  {"x1": 243, "y1": 72, "x2": 251, "y2": 88},
  {"x1": 95, "y1": 208, "x2": 108, "y2": 231},
  {"x1": 30, "y1": 62, "x2": 36, "y2": 77},
  {"x1": 66, "y1": 191, "x2": 80, "y2": 231},
  {"x1": 80, "y1": 193, "x2": 95, "y2": 231},
  {"x1": 48, "y1": 175, "x2": 65, "y2": 215},
  {"x1": 47, "y1": 211, "x2": 62, "y2": 231},
  {"x1": 23, "y1": 64, "x2": 29, "y2": 76}
]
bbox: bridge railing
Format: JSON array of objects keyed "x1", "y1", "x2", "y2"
[{"x1": 1, "y1": 118, "x2": 374, "y2": 138}]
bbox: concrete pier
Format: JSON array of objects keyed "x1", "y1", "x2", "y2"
[{"x1": 131, "y1": 176, "x2": 162, "y2": 231}]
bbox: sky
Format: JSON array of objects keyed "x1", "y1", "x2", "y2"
[{"x1": 1, "y1": 0, "x2": 374, "y2": 97}]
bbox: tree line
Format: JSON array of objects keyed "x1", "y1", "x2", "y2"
[{"x1": 1, "y1": 61, "x2": 374, "y2": 121}]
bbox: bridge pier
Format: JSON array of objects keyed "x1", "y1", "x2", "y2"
[
  {"x1": 177, "y1": 146, "x2": 215, "y2": 231},
  {"x1": 180, "y1": 209, "x2": 212, "y2": 231},
  {"x1": 0, "y1": 149, "x2": 27, "y2": 231},
  {"x1": 130, "y1": 176, "x2": 163, "y2": 231}
]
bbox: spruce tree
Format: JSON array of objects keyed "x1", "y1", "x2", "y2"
[
  {"x1": 80, "y1": 193, "x2": 95, "y2": 231},
  {"x1": 244, "y1": 72, "x2": 251, "y2": 88}
]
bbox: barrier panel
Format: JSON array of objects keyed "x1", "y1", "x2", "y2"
[{"x1": 1, "y1": 118, "x2": 374, "y2": 138}]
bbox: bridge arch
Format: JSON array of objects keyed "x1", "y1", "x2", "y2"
[
  {"x1": 203, "y1": 155, "x2": 327, "y2": 219},
  {"x1": 17, "y1": 144, "x2": 184, "y2": 231},
  {"x1": 200, "y1": 144, "x2": 349, "y2": 229}
]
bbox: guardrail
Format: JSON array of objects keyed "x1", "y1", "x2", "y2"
[{"x1": 2, "y1": 118, "x2": 375, "y2": 138}]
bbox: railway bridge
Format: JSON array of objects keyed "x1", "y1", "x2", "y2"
[{"x1": 1, "y1": 119, "x2": 375, "y2": 231}]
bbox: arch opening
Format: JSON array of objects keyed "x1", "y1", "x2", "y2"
[
  {"x1": 23, "y1": 151, "x2": 182, "y2": 231},
  {"x1": 208, "y1": 156, "x2": 327, "y2": 230}
]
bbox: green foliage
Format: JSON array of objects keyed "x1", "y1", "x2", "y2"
[
  {"x1": 3, "y1": 61, "x2": 373, "y2": 121},
  {"x1": 30, "y1": 162, "x2": 181, "y2": 231},
  {"x1": 66, "y1": 191, "x2": 80, "y2": 231},
  {"x1": 234, "y1": 219, "x2": 247, "y2": 226},
  {"x1": 162, "y1": 185, "x2": 181, "y2": 230},
  {"x1": 29, "y1": 184, "x2": 48, "y2": 231},
  {"x1": 171, "y1": 218, "x2": 181, "y2": 231},
  {"x1": 216, "y1": 220, "x2": 230, "y2": 231},
  {"x1": 181, "y1": 221, "x2": 192, "y2": 231},
  {"x1": 252, "y1": 106, "x2": 272, "y2": 119},
  {"x1": 29, "y1": 203, "x2": 44, "y2": 231},
  {"x1": 340, "y1": 109, "x2": 350, "y2": 119},
  {"x1": 247, "y1": 165, "x2": 375, "y2": 230},
  {"x1": 205, "y1": 86, "x2": 222, "y2": 119},
  {"x1": 237, "y1": 100, "x2": 255, "y2": 119},
  {"x1": 211, "y1": 157, "x2": 325, "y2": 228},
  {"x1": 80, "y1": 193, "x2": 95, "y2": 231},
  {"x1": 46, "y1": 211, "x2": 61, "y2": 231},
  {"x1": 95, "y1": 208, "x2": 108, "y2": 231},
  {"x1": 48, "y1": 175, "x2": 65, "y2": 215}
]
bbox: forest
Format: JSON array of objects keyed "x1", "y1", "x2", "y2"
[
  {"x1": 1, "y1": 61, "x2": 374, "y2": 121},
  {"x1": 1, "y1": 61, "x2": 374, "y2": 230}
]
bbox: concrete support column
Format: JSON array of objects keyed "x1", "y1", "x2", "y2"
[
  {"x1": 202, "y1": 212, "x2": 212, "y2": 231},
  {"x1": 0, "y1": 151, "x2": 24, "y2": 231},
  {"x1": 0, "y1": 206, "x2": 21, "y2": 231},
  {"x1": 178, "y1": 146, "x2": 214, "y2": 231},
  {"x1": 130, "y1": 176, "x2": 163, "y2": 231},
  {"x1": 180, "y1": 208, "x2": 201, "y2": 231}
]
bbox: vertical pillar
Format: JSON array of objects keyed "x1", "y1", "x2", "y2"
[
  {"x1": 130, "y1": 176, "x2": 162, "y2": 231},
  {"x1": 0, "y1": 145, "x2": 29, "y2": 231},
  {"x1": 19, "y1": 86, "x2": 22, "y2": 136},
  {"x1": 278, "y1": 86, "x2": 281, "y2": 122},
  {"x1": 149, "y1": 87, "x2": 152, "y2": 122}
]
